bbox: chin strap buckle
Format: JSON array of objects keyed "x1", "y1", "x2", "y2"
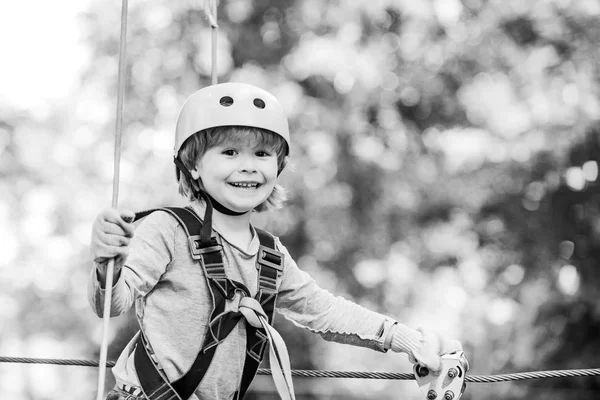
[{"x1": 413, "y1": 351, "x2": 469, "y2": 400}]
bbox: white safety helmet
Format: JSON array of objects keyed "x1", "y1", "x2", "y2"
[{"x1": 174, "y1": 82, "x2": 290, "y2": 156}]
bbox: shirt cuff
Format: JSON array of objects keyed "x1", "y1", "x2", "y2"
[
  {"x1": 94, "y1": 261, "x2": 122, "y2": 290},
  {"x1": 389, "y1": 323, "x2": 423, "y2": 356},
  {"x1": 384, "y1": 322, "x2": 398, "y2": 350}
]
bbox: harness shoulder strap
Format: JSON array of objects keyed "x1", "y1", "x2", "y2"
[
  {"x1": 236, "y1": 228, "x2": 285, "y2": 399},
  {"x1": 135, "y1": 207, "x2": 233, "y2": 297},
  {"x1": 255, "y1": 228, "x2": 284, "y2": 300}
]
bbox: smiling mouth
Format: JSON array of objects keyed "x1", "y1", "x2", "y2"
[{"x1": 228, "y1": 182, "x2": 261, "y2": 189}]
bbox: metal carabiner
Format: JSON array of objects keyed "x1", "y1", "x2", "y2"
[{"x1": 413, "y1": 351, "x2": 469, "y2": 400}]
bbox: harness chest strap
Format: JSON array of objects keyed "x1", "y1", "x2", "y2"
[{"x1": 131, "y1": 207, "x2": 291, "y2": 400}]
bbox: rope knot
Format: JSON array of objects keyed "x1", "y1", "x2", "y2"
[{"x1": 238, "y1": 297, "x2": 267, "y2": 328}]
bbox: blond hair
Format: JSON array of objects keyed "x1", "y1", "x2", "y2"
[{"x1": 177, "y1": 126, "x2": 289, "y2": 212}]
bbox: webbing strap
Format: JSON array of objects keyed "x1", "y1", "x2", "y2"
[
  {"x1": 234, "y1": 228, "x2": 284, "y2": 399},
  {"x1": 256, "y1": 229, "x2": 283, "y2": 297},
  {"x1": 238, "y1": 298, "x2": 295, "y2": 400},
  {"x1": 135, "y1": 335, "x2": 182, "y2": 400}
]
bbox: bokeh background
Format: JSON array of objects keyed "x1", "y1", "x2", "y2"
[{"x1": 2, "y1": 0, "x2": 600, "y2": 399}]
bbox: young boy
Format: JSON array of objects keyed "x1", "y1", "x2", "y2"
[{"x1": 89, "y1": 82, "x2": 462, "y2": 400}]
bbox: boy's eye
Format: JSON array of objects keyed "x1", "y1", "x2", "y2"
[
  {"x1": 222, "y1": 149, "x2": 237, "y2": 156},
  {"x1": 256, "y1": 150, "x2": 272, "y2": 157}
]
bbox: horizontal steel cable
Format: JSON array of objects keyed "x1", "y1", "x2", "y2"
[{"x1": 0, "y1": 356, "x2": 599, "y2": 383}]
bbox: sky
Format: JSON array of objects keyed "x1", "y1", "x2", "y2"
[{"x1": 0, "y1": 0, "x2": 91, "y2": 110}]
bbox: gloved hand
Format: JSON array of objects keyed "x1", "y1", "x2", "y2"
[
  {"x1": 90, "y1": 207, "x2": 135, "y2": 287},
  {"x1": 388, "y1": 323, "x2": 462, "y2": 372}
]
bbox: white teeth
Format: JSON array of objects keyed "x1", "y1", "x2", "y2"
[{"x1": 229, "y1": 182, "x2": 259, "y2": 188}]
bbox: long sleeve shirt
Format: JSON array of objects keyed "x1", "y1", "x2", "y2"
[{"x1": 88, "y1": 204, "x2": 397, "y2": 400}]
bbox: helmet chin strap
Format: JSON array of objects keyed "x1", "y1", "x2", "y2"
[{"x1": 205, "y1": 192, "x2": 249, "y2": 216}]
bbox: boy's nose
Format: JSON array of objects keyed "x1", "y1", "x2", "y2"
[{"x1": 239, "y1": 155, "x2": 258, "y2": 173}]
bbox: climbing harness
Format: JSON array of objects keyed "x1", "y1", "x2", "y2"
[{"x1": 130, "y1": 206, "x2": 294, "y2": 400}]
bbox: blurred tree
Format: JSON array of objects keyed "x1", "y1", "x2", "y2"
[
  {"x1": 76, "y1": 0, "x2": 600, "y2": 399},
  {"x1": 3, "y1": 0, "x2": 600, "y2": 399}
]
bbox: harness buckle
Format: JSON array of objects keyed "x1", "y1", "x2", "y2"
[
  {"x1": 227, "y1": 285, "x2": 251, "y2": 300},
  {"x1": 258, "y1": 245, "x2": 284, "y2": 272},
  {"x1": 188, "y1": 235, "x2": 222, "y2": 259}
]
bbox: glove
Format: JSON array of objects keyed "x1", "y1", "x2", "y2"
[{"x1": 388, "y1": 323, "x2": 462, "y2": 372}]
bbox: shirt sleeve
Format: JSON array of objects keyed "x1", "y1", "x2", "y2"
[
  {"x1": 87, "y1": 211, "x2": 176, "y2": 318},
  {"x1": 274, "y1": 239, "x2": 397, "y2": 352}
]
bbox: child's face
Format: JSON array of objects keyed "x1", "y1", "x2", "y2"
[{"x1": 191, "y1": 136, "x2": 279, "y2": 213}]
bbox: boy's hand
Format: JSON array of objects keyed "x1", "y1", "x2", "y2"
[
  {"x1": 91, "y1": 208, "x2": 135, "y2": 284},
  {"x1": 409, "y1": 328, "x2": 462, "y2": 372},
  {"x1": 389, "y1": 324, "x2": 462, "y2": 372}
]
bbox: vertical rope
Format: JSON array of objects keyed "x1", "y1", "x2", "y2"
[
  {"x1": 96, "y1": 0, "x2": 129, "y2": 399},
  {"x1": 204, "y1": 0, "x2": 219, "y2": 84},
  {"x1": 211, "y1": 0, "x2": 218, "y2": 84}
]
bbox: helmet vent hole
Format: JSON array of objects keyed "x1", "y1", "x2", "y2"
[
  {"x1": 253, "y1": 98, "x2": 266, "y2": 109},
  {"x1": 220, "y1": 96, "x2": 234, "y2": 107}
]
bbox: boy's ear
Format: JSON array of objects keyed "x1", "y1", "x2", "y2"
[{"x1": 190, "y1": 167, "x2": 201, "y2": 180}]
